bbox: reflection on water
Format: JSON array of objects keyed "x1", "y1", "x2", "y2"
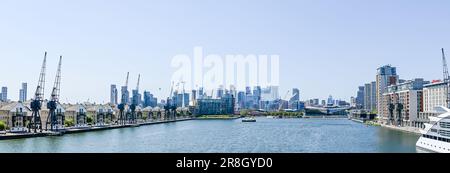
[{"x1": 0, "y1": 118, "x2": 420, "y2": 153}]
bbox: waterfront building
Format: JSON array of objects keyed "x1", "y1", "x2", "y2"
[
  {"x1": 39, "y1": 101, "x2": 66, "y2": 128},
  {"x1": 194, "y1": 94, "x2": 235, "y2": 115},
  {"x1": 19, "y1": 83, "x2": 27, "y2": 102},
  {"x1": 64, "y1": 104, "x2": 87, "y2": 126},
  {"x1": 380, "y1": 78, "x2": 429, "y2": 128},
  {"x1": 356, "y1": 86, "x2": 365, "y2": 109},
  {"x1": 85, "y1": 104, "x2": 114, "y2": 125},
  {"x1": 423, "y1": 81, "x2": 448, "y2": 112},
  {"x1": 110, "y1": 85, "x2": 118, "y2": 105},
  {"x1": 321, "y1": 100, "x2": 326, "y2": 106},
  {"x1": 419, "y1": 80, "x2": 449, "y2": 121},
  {"x1": 376, "y1": 65, "x2": 399, "y2": 113},
  {"x1": 0, "y1": 102, "x2": 31, "y2": 129}
]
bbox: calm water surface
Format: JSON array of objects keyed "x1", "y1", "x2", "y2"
[{"x1": 0, "y1": 118, "x2": 420, "y2": 153}]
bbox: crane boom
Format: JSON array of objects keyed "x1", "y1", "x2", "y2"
[
  {"x1": 136, "y1": 74, "x2": 140, "y2": 92},
  {"x1": 125, "y1": 72, "x2": 129, "y2": 88},
  {"x1": 279, "y1": 90, "x2": 291, "y2": 111},
  {"x1": 51, "y1": 56, "x2": 62, "y2": 102},
  {"x1": 443, "y1": 48, "x2": 450, "y2": 108},
  {"x1": 35, "y1": 52, "x2": 47, "y2": 101}
]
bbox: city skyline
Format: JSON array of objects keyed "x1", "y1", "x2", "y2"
[{"x1": 1, "y1": 0, "x2": 450, "y2": 103}]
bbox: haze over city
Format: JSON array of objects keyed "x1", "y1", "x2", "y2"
[{"x1": 1, "y1": 0, "x2": 450, "y2": 103}]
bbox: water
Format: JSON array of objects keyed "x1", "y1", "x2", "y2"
[{"x1": 0, "y1": 118, "x2": 420, "y2": 153}]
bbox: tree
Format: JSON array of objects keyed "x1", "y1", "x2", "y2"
[
  {"x1": 64, "y1": 118, "x2": 75, "y2": 127},
  {"x1": 0, "y1": 121, "x2": 7, "y2": 131},
  {"x1": 86, "y1": 116, "x2": 94, "y2": 124}
]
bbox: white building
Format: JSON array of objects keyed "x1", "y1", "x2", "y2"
[
  {"x1": 423, "y1": 81, "x2": 448, "y2": 112},
  {"x1": 419, "y1": 81, "x2": 448, "y2": 122}
]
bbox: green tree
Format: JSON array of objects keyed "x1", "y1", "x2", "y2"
[
  {"x1": 86, "y1": 116, "x2": 94, "y2": 124},
  {"x1": 64, "y1": 118, "x2": 75, "y2": 127},
  {"x1": 0, "y1": 121, "x2": 6, "y2": 131}
]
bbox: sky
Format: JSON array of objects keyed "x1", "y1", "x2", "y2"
[{"x1": 1, "y1": 0, "x2": 450, "y2": 103}]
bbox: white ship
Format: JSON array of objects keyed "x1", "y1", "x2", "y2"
[{"x1": 416, "y1": 106, "x2": 450, "y2": 153}]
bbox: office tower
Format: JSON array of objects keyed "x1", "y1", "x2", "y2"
[
  {"x1": 19, "y1": 83, "x2": 27, "y2": 102},
  {"x1": 356, "y1": 86, "x2": 365, "y2": 109},
  {"x1": 121, "y1": 86, "x2": 129, "y2": 104},
  {"x1": 110, "y1": 84, "x2": 118, "y2": 105},
  {"x1": 327, "y1": 95, "x2": 334, "y2": 106},
  {"x1": 217, "y1": 86, "x2": 224, "y2": 98},
  {"x1": 1, "y1": 87, "x2": 7, "y2": 102}
]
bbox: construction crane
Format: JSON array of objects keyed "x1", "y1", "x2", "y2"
[
  {"x1": 46, "y1": 56, "x2": 63, "y2": 131},
  {"x1": 118, "y1": 72, "x2": 129, "y2": 125},
  {"x1": 279, "y1": 90, "x2": 291, "y2": 111},
  {"x1": 29, "y1": 52, "x2": 47, "y2": 133},
  {"x1": 165, "y1": 82, "x2": 177, "y2": 120},
  {"x1": 129, "y1": 74, "x2": 140, "y2": 124},
  {"x1": 443, "y1": 48, "x2": 450, "y2": 108},
  {"x1": 179, "y1": 81, "x2": 186, "y2": 108}
]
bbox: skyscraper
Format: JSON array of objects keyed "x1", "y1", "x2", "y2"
[
  {"x1": 110, "y1": 84, "x2": 118, "y2": 105},
  {"x1": 327, "y1": 95, "x2": 334, "y2": 106},
  {"x1": 376, "y1": 65, "x2": 399, "y2": 113},
  {"x1": 121, "y1": 86, "x2": 129, "y2": 104},
  {"x1": 217, "y1": 86, "x2": 224, "y2": 98},
  {"x1": 291, "y1": 88, "x2": 300, "y2": 101},
  {"x1": 289, "y1": 88, "x2": 300, "y2": 110},
  {"x1": 237, "y1": 91, "x2": 246, "y2": 109},
  {"x1": 253, "y1": 86, "x2": 262, "y2": 108},
  {"x1": 356, "y1": 86, "x2": 365, "y2": 109},
  {"x1": 132, "y1": 89, "x2": 142, "y2": 106},
  {"x1": 1, "y1": 87, "x2": 7, "y2": 102},
  {"x1": 143, "y1": 91, "x2": 157, "y2": 107},
  {"x1": 363, "y1": 82, "x2": 377, "y2": 111},
  {"x1": 191, "y1": 90, "x2": 197, "y2": 101},
  {"x1": 19, "y1": 83, "x2": 27, "y2": 102}
]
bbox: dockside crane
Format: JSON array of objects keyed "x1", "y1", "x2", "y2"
[
  {"x1": 29, "y1": 52, "x2": 47, "y2": 133},
  {"x1": 442, "y1": 48, "x2": 450, "y2": 108},
  {"x1": 164, "y1": 82, "x2": 176, "y2": 120},
  {"x1": 46, "y1": 56, "x2": 63, "y2": 131},
  {"x1": 118, "y1": 72, "x2": 129, "y2": 125},
  {"x1": 130, "y1": 74, "x2": 140, "y2": 124},
  {"x1": 278, "y1": 90, "x2": 291, "y2": 111}
]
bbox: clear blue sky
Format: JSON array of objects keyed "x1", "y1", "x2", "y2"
[{"x1": 1, "y1": 0, "x2": 450, "y2": 103}]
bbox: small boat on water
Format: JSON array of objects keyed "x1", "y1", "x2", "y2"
[{"x1": 242, "y1": 117, "x2": 257, "y2": 122}]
